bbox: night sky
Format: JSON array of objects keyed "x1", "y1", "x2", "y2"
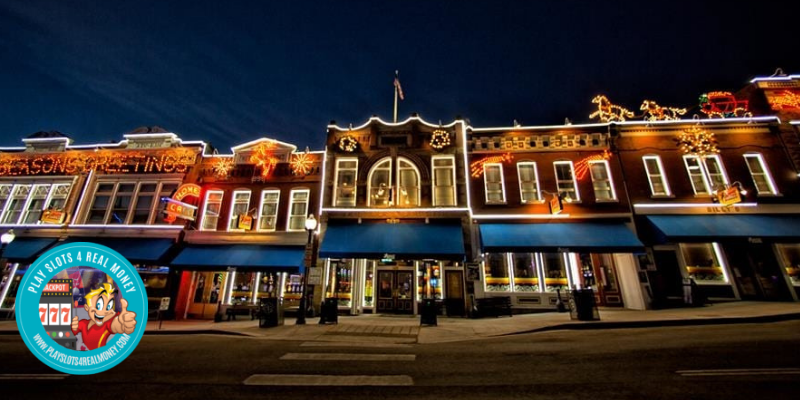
[{"x1": 1, "y1": 1, "x2": 798, "y2": 152}]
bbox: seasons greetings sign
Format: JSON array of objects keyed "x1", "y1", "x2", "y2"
[{"x1": 0, "y1": 149, "x2": 198, "y2": 177}]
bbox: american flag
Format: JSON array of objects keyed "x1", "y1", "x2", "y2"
[{"x1": 394, "y1": 72, "x2": 404, "y2": 100}]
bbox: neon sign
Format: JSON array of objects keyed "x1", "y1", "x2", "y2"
[{"x1": 163, "y1": 183, "x2": 201, "y2": 223}]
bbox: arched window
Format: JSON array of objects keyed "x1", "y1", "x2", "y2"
[
  {"x1": 368, "y1": 158, "x2": 392, "y2": 207},
  {"x1": 397, "y1": 157, "x2": 420, "y2": 207}
]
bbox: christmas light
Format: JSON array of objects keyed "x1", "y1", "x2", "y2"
[
  {"x1": 0, "y1": 148, "x2": 197, "y2": 177},
  {"x1": 699, "y1": 92, "x2": 752, "y2": 118},
  {"x1": 249, "y1": 142, "x2": 279, "y2": 178},
  {"x1": 470, "y1": 153, "x2": 513, "y2": 178},
  {"x1": 430, "y1": 129, "x2": 451, "y2": 150},
  {"x1": 589, "y1": 95, "x2": 634, "y2": 122},
  {"x1": 212, "y1": 158, "x2": 235, "y2": 179},
  {"x1": 574, "y1": 150, "x2": 612, "y2": 180},
  {"x1": 337, "y1": 135, "x2": 358, "y2": 152},
  {"x1": 675, "y1": 125, "x2": 719, "y2": 157},
  {"x1": 639, "y1": 100, "x2": 687, "y2": 121},
  {"x1": 290, "y1": 150, "x2": 314, "y2": 175},
  {"x1": 769, "y1": 90, "x2": 800, "y2": 110}
]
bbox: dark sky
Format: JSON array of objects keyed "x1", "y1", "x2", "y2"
[{"x1": 1, "y1": 0, "x2": 798, "y2": 151}]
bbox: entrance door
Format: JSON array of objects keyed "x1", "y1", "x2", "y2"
[
  {"x1": 376, "y1": 270, "x2": 414, "y2": 314},
  {"x1": 444, "y1": 270, "x2": 465, "y2": 316},
  {"x1": 187, "y1": 272, "x2": 225, "y2": 319},
  {"x1": 748, "y1": 243, "x2": 793, "y2": 301}
]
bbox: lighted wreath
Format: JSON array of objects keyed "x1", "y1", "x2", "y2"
[
  {"x1": 430, "y1": 129, "x2": 451, "y2": 150},
  {"x1": 338, "y1": 135, "x2": 358, "y2": 152}
]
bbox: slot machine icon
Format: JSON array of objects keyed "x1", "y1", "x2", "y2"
[{"x1": 41, "y1": 279, "x2": 77, "y2": 350}]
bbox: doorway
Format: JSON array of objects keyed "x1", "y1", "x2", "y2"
[
  {"x1": 376, "y1": 270, "x2": 414, "y2": 314},
  {"x1": 186, "y1": 271, "x2": 225, "y2": 319},
  {"x1": 444, "y1": 270, "x2": 465, "y2": 316}
]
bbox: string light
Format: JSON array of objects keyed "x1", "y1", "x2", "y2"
[
  {"x1": 699, "y1": 91, "x2": 752, "y2": 118},
  {"x1": 249, "y1": 142, "x2": 279, "y2": 178},
  {"x1": 337, "y1": 135, "x2": 358, "y2": 152},
  {"x1": 290, "y1": 150, "x2": 314, "y2": 175},
  {"x1": 0, "y1": 149, "x2": 196, "y2": 177},
  {"x1": 640, "y1": 100, "x2": 687, "y2": 121},
  {"x1": 212, "y1": 158, "x2": 235, "y2": 179},
  {"x1": 574, "y1": 150, "x2": 612, "y2": 180},
  {"x1": 675, "y1": 125, "x2": 719, "y2": 157},
  {"x1": 430, "y1": 129, "x2": 451, "y2": 150},
  {"x1": 470, "y1": 153, "x2": 513, "y2": 178},
  {"x1": 589, "y1": 95, "x2": 634, "y2": 122},
  {"x1": 769, "y1": 90, "x2": 800, "y2": 110}
]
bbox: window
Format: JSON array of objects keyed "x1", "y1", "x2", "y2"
[
  {"x1": 334, "y1": 158, "x2": 357, "y2": 207},
  {"x1": 200, "y1": 190, "x2": 224, "y2": 231},
  {"x1": 108, "y1": 183, "x2": 135, "y2": 224},
  {"x1": 554, "y1": 161, "x2": 579, "y2": 201},
  {"x1": 227, "y1": 190, "x2": 252, "y2": 231},
  {"x1": 287, "y1": 188, "x2": 310, "y2": 231},
  {"x1": 85, "y1": 181, "x2": 179, "y2": 225},
  {"x1": 588, "y1": 160, "x2": 616, "y2": 201},
  {"x1": 87, "y1": 183, "x2": 114, "y2": 223},
  {"x1": 513, "y1": 253, "x2": 539, "y2": 292},
  {"x1": 1, "y1": 185, "x2": 31, "y2": 224},
  {"x1": 680, "y1": 243, "x2": 729, "y2": 285},
  {"x1": 154, "y1": 183, "x2": 179, "y2": 225},
  {"x1": 397, "y1": 158, "x2": 420, "y2": 207},
  {"x1": 744, "y1": 153, "x2": 778, "y2": 195},
  {"x1": 483, "y1": 253, "x2": 510, "y2": 292},
  {"x1": 257, "y1": 190, "x2": 280, "y2": 231},
  {"x1": 432, "y1": 156, "x2": 456, "y2": 206},
  {"x1": 517, "y1": 162, "x2": 541, "y2": 203},
  {"x1": 20, "y1": 185, "x2": 50, "y2": 224},
  {"x1": 130, "y1": 183, "x2": 157, "y2": 224},
  {"x1": 44, "y1": 184, "x2": 72, "y2": 213},
  {"x1": 642, "y1": 155, "x2": 671, "y2": 196},
  {"x1": 0, "y1": 183, "x2": 73, "y2": 225},
  {"x1": 683, "y1": 155, "x2": 728, "y2": 195},
  {"x1": 368, "y1": 158, "x2": 392, "y2": 207},
  {"x1": 484, "y1": 163, "x2": 506, "y2": 203},
  {"x1": 0, "y1": 185, "x2": 11, "y2": 217}
]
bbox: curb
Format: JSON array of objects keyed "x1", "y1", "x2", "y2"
[{"x1": 496, "y1": 312, "x2": 800, "y2": 337}]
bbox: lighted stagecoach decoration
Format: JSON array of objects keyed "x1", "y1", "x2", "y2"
[
  {"x1": 250, "y1": 141, "x2": 280, "y2": 179},
  {"x1": 429, "y1": 129, "x2": 451, "y2": 150},
  {"x1": 589, "y1": 95, "x2": 635, "y2": 122},
  {"x1": 337, "y1": 135, "x2": 358, "y2": 153},
  {"x1": 290, "y1": 148, "x2": 314, "y2": 176},
  {"x1": 469, "y1": 153, "x2": 513, "y2": 178},
  {"x1": 211, "y1": 157, "x2": 235, "y2": 179},
  {"x1": 639, "y1": 100, "x2": 687, "y2": 121},
  {"x1": 699, "y1": 91, "x2": 752, "y2": 118}
]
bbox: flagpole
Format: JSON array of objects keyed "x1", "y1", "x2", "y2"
[{"x1": 393, "y1": 70, "x2": 399, "y2": 123}]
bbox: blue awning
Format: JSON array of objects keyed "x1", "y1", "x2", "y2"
[
  {"x1": 171, "y1": 245, "x2": 305, "y2": 272},
  {"x1": 1, "y1": 238, "x2": 57, "y2": 262},
  {"x1": 62, "y1": 238, "x2": 177, "y2": 263},
  {"x1": 479, "y1": 222, "x2": 644, "y2": 253},
  {"x1": 319, "y1": 222, "x2": 466, "y2": 260},
  {"x1": 648, "y1": 215, "x2": 800, "y2": 241}
]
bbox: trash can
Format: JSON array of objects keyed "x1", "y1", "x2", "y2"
[
  {"x1": 258, "y1": 297, "x2": 283, "y2": 328},
  {"x1": 572, "y1": 288, "x2": 598, "y2": 321},
  {"x1": 420, "y1": 299, "x2": 438, "y2": 326},
  {"x1": 319, "y1": 297, "x2": 338, "y2": 325}
]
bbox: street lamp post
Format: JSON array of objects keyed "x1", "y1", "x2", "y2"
[{"x1": 296, "y1": 214, "x2": 317, "y2": 325}]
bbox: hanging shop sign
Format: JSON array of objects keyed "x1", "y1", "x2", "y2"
[
  {"x1": 549, "y1": 194, "x2": 563, "y2": 215},
  {"x1": 163, "y1": 184, "x2": 201, "y2": 223},
  {"x1": 40, "y1": 209, "x2": 66, "y2": 224},
  {"x1": 716, "y1": 186, "x2": 742, "y2": 206},
  {"x1": 0, "y1": 149, "x2": 198, "y2": 177},
  {"x1": 237, "y1": 215, "x2": 253, "y2": 230}
]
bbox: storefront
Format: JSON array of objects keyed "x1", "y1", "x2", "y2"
[
  {"x1": 476, "y1": 221, "x2": 648, "y2": 310},
  {"x1": 318, "y1": 220, "x2": 467, "y2": 316},
  {"x1": 170, "y1": 244, "x2": 306, "y2": 319},
  {"x1": 647, "y1": 214, "x2": 800, "y2": 302}
]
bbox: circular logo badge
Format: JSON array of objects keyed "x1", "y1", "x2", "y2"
[{"x1": 15, "y1": 242, "x2": 147, "y2": 375}]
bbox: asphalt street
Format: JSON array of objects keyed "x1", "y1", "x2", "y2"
[{"x1": 1, "y1": 321, "x2": 798, "y2": 399}]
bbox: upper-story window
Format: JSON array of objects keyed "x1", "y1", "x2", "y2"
[
  {"x1": 200, "y1": 190, "x2": 224, "y2": 231},
  {"x1": 333, "y1": 158, "x2": 357, "y2": 207},
  {"x1": 85, "y1": 181, "x2": 179, "y2": 225},
  {"x1": 743, "y1": 153, "x2": 778, "y2": 195},
  {"x1": 287, "y1": 188, "x2": 310, "y2": 231},
  {"x1": 517, "y1": 161, "x2": 541, "y2": 203},
  {"x1": 368, "y1": 158, "x2": 392, "y2": 207},
  {"x1": 432, "y1": 156, "x2": 456, "y2": 207},
  {"x1": 0, "y1": 183, "x2": 71, "y2": 225},
  {"x1": 683, "y1": 155, "x2": 728, "y2": 195},
  {"x1": 484, "y1": 163, "x2": 506, "y2": 204},
  {"x1": 642, "y1": 155, "x2": 671, "y2": 196},
  {"x1": 228, "y1": 190, "x2": 252, "y2": 231},
  {"x1": 554, "y1": 161, "x2": 580, "y2": 202},
  {"x1": 257, "y1": 189, "x2": 280, "y2": 231},
  {"x1": 397, "y1": 158, "x2": 420, "y2": 207},
  {"x1": 588, "y1": 160, "x2": 616, "y2": 201},
  {"x1": 2, "y1": 185, "x2": 32, "y2": 224}
]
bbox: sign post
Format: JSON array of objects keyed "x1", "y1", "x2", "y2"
[{"x1": 158, "y1": 297, "x2": 170, "y2": 330}]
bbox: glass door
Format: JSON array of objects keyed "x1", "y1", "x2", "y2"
[
  {"x1": 187, "y1": 272, "x2": 225, "y2": 319},
  {"x1": 375, "y1": 270, "x2": 414, "y2": 314}
]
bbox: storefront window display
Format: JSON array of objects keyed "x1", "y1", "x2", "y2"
[
  {"x1": 227, "y1": 271, "x2": 256, "y2": 305},
  {"x1": 254, "y1": 272, "x2": 280, "y2": 301},
  {"x1": 364, "y1": 263, "x2": 375, "y2": 308},
  {"x1": 776, "y1": 244, "x2": 800, "y2": 287},
  {"x1": 417, "y1": 261, "x2": 442, "y2": 300},
  {"x1": 283, "y1": 273, "x2": 303, "y2": 301},
  {"x1": 680, "y1": 243, "x2": 728, "y2": 285},
  {"x1": 541, "y1": 252, "x2": 569, "y2": 292},
  {"x1": 484, "y1": 253, "x2": 510, "y2": 292},
  {"x1": 512, "y1": 253, "x2": 539, "y2": 292},
  {"x1": 326, "y1": 259, "x2": 353, "y2": 307}
]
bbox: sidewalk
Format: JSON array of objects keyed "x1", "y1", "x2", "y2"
[{"x1": 2, "y1": 302, "x2": 799, "y2": 344}]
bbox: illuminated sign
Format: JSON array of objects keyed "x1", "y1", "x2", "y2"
[
  {"x1": 237, "y1": 215, "x2": 253, "y2": 230},
  {"x1": 716, "y1": 186, "x2": 742, "y2": 206},
  {"x1": 0, "y1": 149, "x2": 197, "y2": 177},
  {"x1": 40, "y1": 209, "x2": 66, "y2": 224},
  {"x1": 549, "y1": 194, "x2": 563, "y2": 215},
  {"x1": 173, "y1": 184, "x2": 201, "y2": 201},
  {"x1": 162, "y1": 198, "x2": 197, "y2": 221}
]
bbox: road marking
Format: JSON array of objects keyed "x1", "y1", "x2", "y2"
[
  {"x1": 301, "y1": 341, "x2": 413, "y2": 349},
  {"x1": 677, "y1": 368, "x2": 800, "y2": 377},
  {"x1": 281, "y1": 353, "x2": 416, "y2": 361},
  {"x1": 244, "y1": 374, "x2": 413, "y2": 386},
  {"x1": 0, "y1": 374, "x2": 69, "y2": 380}
]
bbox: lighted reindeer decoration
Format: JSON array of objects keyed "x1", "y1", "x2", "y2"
[
  {"x1": 589, "y1": 95, "x2": 634, "y2": 122},
  {"x1": 640, "y1": 100, "x2": 687, "y2": 121}
]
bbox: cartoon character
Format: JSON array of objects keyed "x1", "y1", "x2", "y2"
[{"x1": 70, "y1": 283, "x2": 137, "y2": 351}]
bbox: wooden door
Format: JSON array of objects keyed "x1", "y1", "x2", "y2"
[
  {"x1": 445, "y1": 270, "x2": 465, "y2": 316},
  {"x1": 376, "y1": 271, "x2": 395, "y2": 313}
]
